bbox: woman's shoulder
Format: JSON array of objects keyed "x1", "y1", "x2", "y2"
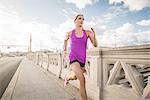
[
  {"x1": 66, "y1": 30, "x2": 74, "y2": 36},
  {"x1": 84, "y1": 29, "x2": 92, "y2": 36}
]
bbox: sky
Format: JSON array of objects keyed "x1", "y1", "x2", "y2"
[{"x1": 0, "y1": 0, "x2": 150, "y2": 52}]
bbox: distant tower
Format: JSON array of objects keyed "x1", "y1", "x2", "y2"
[{"x1": 28, "y1": 33, "x2": 32, "y2": 52}]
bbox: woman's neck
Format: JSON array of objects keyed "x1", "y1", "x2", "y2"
[{"x1": 75, "y1": 26, "x2": 83, "y2": 32}]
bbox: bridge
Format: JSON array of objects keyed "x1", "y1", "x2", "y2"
[{"x1": 0, "y1": 44, "x2": 150, "y2": 100}]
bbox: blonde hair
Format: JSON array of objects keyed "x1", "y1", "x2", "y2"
[{"x1": 74, "y1": 14, "x2": 84, "y2": 22}]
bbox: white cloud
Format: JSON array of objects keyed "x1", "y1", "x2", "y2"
[
  {"x1": 0, "y1": 5, "x2": 54, "y2": 52},
  {"x1": 114, "y1": 23, "x2": 137, "y2": 46},
  {"x1": 65, "y1": 0, "x2": 98, "y2": 9},
  {"x1": 100, "y1": 22, "x2": 150, "y2": 47},
  {"x1": 116, "y1": 23, "x2": 134, "y2": 33},
  {"x1": 59, "y1": 8, "x2": 79, "y2": 19},
  {"x1": 50, "y1": 19, "x2": 74, "y2": 50},
  {"x1": 60, "y1": 9, "x2": 69, "y2": 18},
  {"x1": 135, "y1": 30, "x2": 150, "y2": 44},
  {"x1": 109, "y1": 0, "x2": 122, "y2": 5},
  {"x1": 109, "y1": 0, "x2": 150, "y2": 11},
  {"x1": 103, "y1": 6, "x2": 128, "y2": 21},
  {"x1": 137, "y1": 19, "x2": 150, "y2": 26},
  {"x1": 0, "y1": 3, "x2": 104, "y2": 52}
]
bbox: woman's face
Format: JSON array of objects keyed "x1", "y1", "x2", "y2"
[{"x1": 75, "y1": 15, "x2": 84, "y2": 27}]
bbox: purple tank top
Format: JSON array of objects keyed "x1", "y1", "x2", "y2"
[{"x1": 69, "y1": 29, "x2": 88, "y2": 64}]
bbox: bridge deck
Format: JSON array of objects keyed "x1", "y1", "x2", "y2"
[{"x1": 1, "y1": 58, "x2": 80, "y2": 100}]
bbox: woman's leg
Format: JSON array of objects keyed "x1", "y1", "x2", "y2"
[
  {"x1": 68, "y1": 67, "x2": 86, "y2": 80},
  {"x1": 64, "y1": 70, "x2": 77, "y2": 88},
  {"x1": 70, "y1": 62, "x2": 87, "y2": 100},
  {"x1": 64, "y1": 64, "x2": 86, "y2": 87},
  {"x1": 81, "y1": 67, "x2": 87, "y2": 74},
  {"x1": 67, "y1": 71, "x2": 77, "y2": 80},
  {"x1": 65, "y1": 67, "x2": 86, "y2": 83}
]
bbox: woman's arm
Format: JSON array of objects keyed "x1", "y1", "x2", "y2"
[
  {"x1": 63, "y1": 32, "x2": 71, "y2": 59},
  {"x1": 63, "y1": 32, "x2": 71, "y2": 51},
  {"x1": 87, "y1": 28, "x2": 98, "y2": 47}
]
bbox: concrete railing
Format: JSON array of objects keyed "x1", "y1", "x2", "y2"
[
  {"x1": 101, "y1": 44, "x2": 150, "y2": 100},
  {"x1": 27, "y1": 44, "x2": 150, "y2": 100}
]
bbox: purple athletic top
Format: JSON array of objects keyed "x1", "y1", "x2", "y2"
[{"x1": 69, "y1": 29, "x2": 88, "y2": 64}]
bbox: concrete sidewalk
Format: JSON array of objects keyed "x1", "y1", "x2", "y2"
[{"x1": 1, "y1": 58, "x2": 80, "y2": 100}]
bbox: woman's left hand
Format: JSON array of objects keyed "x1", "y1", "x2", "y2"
[
  {"x1": 90, "y1": 28, "x2": 96, "y2": 37},
  {"x1": 90, "y1": 27, "x2": 98, "y2": 47}
]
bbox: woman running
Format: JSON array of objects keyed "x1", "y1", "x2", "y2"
[{"x1": 63, "y1": 14, "x2": 98, "y2": 100}]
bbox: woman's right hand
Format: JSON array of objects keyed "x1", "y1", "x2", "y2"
[{"x1": 63, "y1": 51, "x2": 67, "y2": 60}]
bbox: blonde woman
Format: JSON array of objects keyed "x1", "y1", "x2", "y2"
[{"x1": 63, "y1": 14, "x2": 98, "y2": 100}]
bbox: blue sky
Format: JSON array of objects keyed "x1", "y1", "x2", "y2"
[{"x1": 0, "y1": 0, "x2": 150, "y2": 52}]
